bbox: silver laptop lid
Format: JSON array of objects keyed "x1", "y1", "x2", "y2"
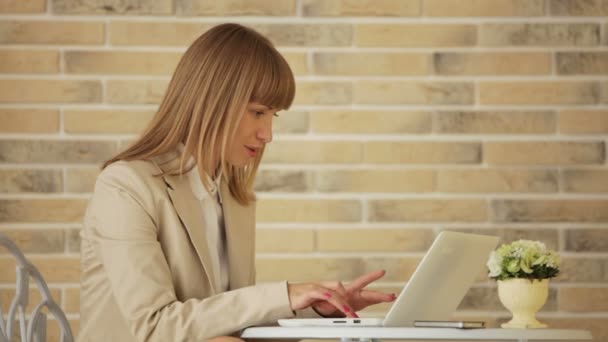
[{"x1": 383, "y1": 231, "x2": 499, "y2": 327}]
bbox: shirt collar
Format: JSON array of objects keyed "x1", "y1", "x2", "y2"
[{"x1": 178, "y1": 143, "x2": 222, "y2": 201}]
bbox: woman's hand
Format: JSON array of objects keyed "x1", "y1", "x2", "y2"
[
  {"x1": 287, "y1": 269, "x2": 396, "y2": 318},
  {"x1": 287, "y1": 281, "x2": 359, "y2": 318}
]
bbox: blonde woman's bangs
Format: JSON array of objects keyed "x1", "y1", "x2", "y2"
[{"x1": 249, "y1": 48, "x2": 295, "y2": 110}]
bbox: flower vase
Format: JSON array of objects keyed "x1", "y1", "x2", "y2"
[{"x1": 498, "y1": 278, "x2": 549, "y2": 329}]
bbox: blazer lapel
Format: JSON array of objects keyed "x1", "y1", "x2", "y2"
[
  {"x1": 220, "y1": 181, "x2": 255, "y2": 290},
  {"x1": 154, "y1": 154, "x2": 219, "y2": 294}
]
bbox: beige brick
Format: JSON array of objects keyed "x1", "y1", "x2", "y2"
[
  {"x1": 355, "y1": 81, "x2": 473, "y2": 105},
  {"x1": 312, "y1": 111, "x2": 431, "y2": 134},
  {"x1": 314, "y1": 52, "x2": 429, "y2": 76},
  {"x1": 274, "y1": 110, "x2": 309, "y2": 133},
  {"x1": 0, "y1": 21, "x2": 104, "y2": 45},
  {"x1": 0, "y1": 169, "x2": 62, "y2": 193},
  {"x1": 0, "y1": 229, "x2": 64, "y2": 254},
  {"x1": 317, "y1": 228, "x2": 434, "y2": 252},
  {"x1": 64, "y1": 109, "x2": 154, "y2": 134},
  {"x1": 106, "y1": 80, "x2": 168, "y2": 104},
  {"x1": 0, "y1": 80, "x2": 101, "y2": 104},
  {"x1": 177, "y1": 0, "x2": 295, "y2": 16},
  {"x1": 64, "y1": 288, "x2": 80, "y2": 313},
  {"x1": 562, "y1": 169, "x2": 608, "y2": 193},
  {"x1": 294, "y1": 82, "x2": 352, "y2": 105},
  {"x1": 369, "y1": 200, "x2": 487, "y2": 222},
  {"x1": 459, "y1": 287, "x2": 557, "y2": 311},
  {"x1": 280, "y1": 52, "x2": 308, "y2": 75},
  {"x1": 361, "y1": 258, "x2": 422, "y2": 282},
  {"x1": 65, "y1": 51, "x2": 181, "y2": 75},
  {"x1": 256, "y1": 229, "x2": 314, "y2": 253},
  {"x1": 565, "y1": 229, "x2": 608, "y2": 252},
  {"x1": 438, "y1": 169, "x2": 558, "y2": 193},
  {"x1": 110, "y1": 21, "x2": 207, "y2": 46},
  {"x1": 603, "y1": 81, "x2": 608, "y2": 103},
  {"x1": 0, "y1": 109, "x2": 59, "y2": 133},
  {"x1": 436, "y1": 111, "x2": 555, "y2": 134},
  {"x1": 425, "y1": 0, "x2": 544, "y2": 16},
  {"x1": 356, "y1": 24, "x2": 476, "y2": 47},
  {"x1": 445, "y1": 227, "x2": 559, "y2": 251},
  {"x1": 0, "y1": 199, "x2": 87, "y2": 223},
  {"x1": 302, "y1": 0, "x2": 420, "y2": 16},
  {"x1": 253, "y1": 24, "x2": 352, "y2": 47},
  {"x1": 264, "y1": 141, "x2": 361, "y2": 164},
  {"x1": 492, "y1": 200, "x2": 608, "y2": 223},
  {"x1": 541, "y1": 318, "x2": 608, "y2": 342},
  {"x1": 0, "y1": 49, "x2": 59, "y2": 73},
  {"x1": 550, "y1": 0, "x2": 608, "y2": 15},
  {"x1": 480, "y1": 23, "x2": 600, "y2": 46},
  {"x1": 65, "y1": 167, "x2": 100, "y2": 193},
  {"x1": 480, "y1": 81, "x2": 600, "y2": 105},
  {"x1": 434, "y1": 52, "x2": 551, "y2": 76},
  {"x1": 485, "y1": 142, "x2": 604, "y2": 165},
  {"x1": 256, "y1": 258, "x2": 361, "y2": 282},
  {"x1": 1, "y1": 288, "x2": 61, "y2": 313},
  {"x1": 67, "y1": 228, "x2": 81, "y2": 253},
  {"x1": 53, "y1": 0, "x2": 172, "y2": 14},
  {"x1": 44, "y1": 319, "x2": 79, "y2": 342},
  {"x1": 0, "y1": 257, "x2": 80, "y2": 283},
  {"x1": 111, "y1": 22, "x2": 351, "y2": 47},
  {"x1": 255, "y1": 170, "x2": 310, "y2": 192},
  {"x1": 257, "y1": 199, "x2": 361, "y2": 222},
  {"x1": 556, "y1": 257, "x2": 608, "y2": 282},
  {"x1": 0, "y1": 0, "x2": 45, "y2": 12},
  {"x1": 256, "y1": 257, "x2": 420, "y2": 282},
  {"x1": 316, "y1": 170, "x2": 435, "y2": 193},
  {"x1": 363, "y1": 142, "x2": 480, "y2": 164},
  {"x1": 557, "y1": 52, "x2": 608, "y2": 75},
  {"x1": 560, "y1": 110, "x2": 608, "y2": 134},
  {"x1": 0, "y1": 140, "x2": 116, "y2": 163}
]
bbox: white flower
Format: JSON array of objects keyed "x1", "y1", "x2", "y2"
[{"x1": 487, "y1": 251, "x2": 503, "y2": 277}]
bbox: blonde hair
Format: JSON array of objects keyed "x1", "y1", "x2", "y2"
[{"x1": 103, "y1": 23, "x2": 295, "y2": 205}]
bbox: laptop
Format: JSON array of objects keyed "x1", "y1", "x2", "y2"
[{"x1": 278, "y1": 231, "x2": 499, "y2": 327}]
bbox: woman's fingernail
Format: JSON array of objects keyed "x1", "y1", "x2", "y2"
[
  {"x1": 343, "y1": 306, "x2": 351, "y2": 312},
  {"x1": 391, "y1": 293, "x2": 397, "y2": 299},
  {"x1": 353, "y1": 313, "x2": 360, "y2": 318},
  {"x1": 324, "y1": 293, "x2": 332, "y2": 298}
]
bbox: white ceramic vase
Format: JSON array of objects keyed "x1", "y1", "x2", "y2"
[{"x1": 498, "y1": 278, "x2": 549, "y2": 329}]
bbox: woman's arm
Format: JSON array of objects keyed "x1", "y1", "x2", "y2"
[{"x1": 86, "y1": 164, "x2": 295, "y2": 341}]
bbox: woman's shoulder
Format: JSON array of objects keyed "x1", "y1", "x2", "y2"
[{"x1": 96, "y1": 159, "x2": 167, "y2": 197}]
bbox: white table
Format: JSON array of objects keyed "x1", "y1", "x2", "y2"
[{"x1": 241, "y1": 326, "x2": 593, "y2": 342}]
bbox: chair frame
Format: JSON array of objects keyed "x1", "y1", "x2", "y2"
[{"x1": 0, "y1": 232, "x2": 74, "y2": 342}]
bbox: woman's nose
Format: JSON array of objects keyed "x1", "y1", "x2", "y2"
[{"x1": 257, "y1": 124, "x2": 272, "y2": 143}]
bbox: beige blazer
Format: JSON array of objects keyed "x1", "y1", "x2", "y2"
[{"x1": 78, "y1": 153, "x2": 317, "y2": 342}]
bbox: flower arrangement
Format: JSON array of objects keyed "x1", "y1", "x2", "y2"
[{"x1": 487, "y1": 240, "x2": 560, "y2": 281}]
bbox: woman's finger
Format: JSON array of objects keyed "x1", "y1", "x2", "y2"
[
  {"x1": 311, "y1": 286, "x2": 358, "y2": 318},
  {"x1": 346, "y1": 269, "x2": 386, "y2": 292},
  {"x1": 358, "y1": 290, "x2": 397, "y2": 304},
  {"x1": 321, "y1": 281, "x2": 348, "y2": 298}
]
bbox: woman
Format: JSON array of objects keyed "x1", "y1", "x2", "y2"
[{"x1": 79, "y1": 23, "x2": 395, "y2": 342}]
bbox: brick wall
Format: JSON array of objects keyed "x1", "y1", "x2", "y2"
[{"x1": 1, "y1": 0, "x2": 607, "y2": 340}]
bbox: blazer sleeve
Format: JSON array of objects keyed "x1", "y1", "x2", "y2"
[{"x1": 86, "y1": 163, "x2": 296, "y2": 342}]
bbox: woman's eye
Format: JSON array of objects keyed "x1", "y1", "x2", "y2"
[{"x1": 254, "y1": 111, "x2": 264, "y2": 116}]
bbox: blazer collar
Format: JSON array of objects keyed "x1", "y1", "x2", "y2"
[{"x1": 151, "y1": 151, "x2": 255, "y2": 293}]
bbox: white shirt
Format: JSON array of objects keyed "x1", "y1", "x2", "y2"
[{"x1": 184, "y1": 157, "x2": 229, "y2": 292}]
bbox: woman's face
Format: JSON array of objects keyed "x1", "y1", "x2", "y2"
[{"x1": 226, "y1": 102, "x2": 278, "y2": 167}]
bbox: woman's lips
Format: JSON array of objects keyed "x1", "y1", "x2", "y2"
[{"x1": 245, "y1": 146, "x2": 257, "y2": 157}]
